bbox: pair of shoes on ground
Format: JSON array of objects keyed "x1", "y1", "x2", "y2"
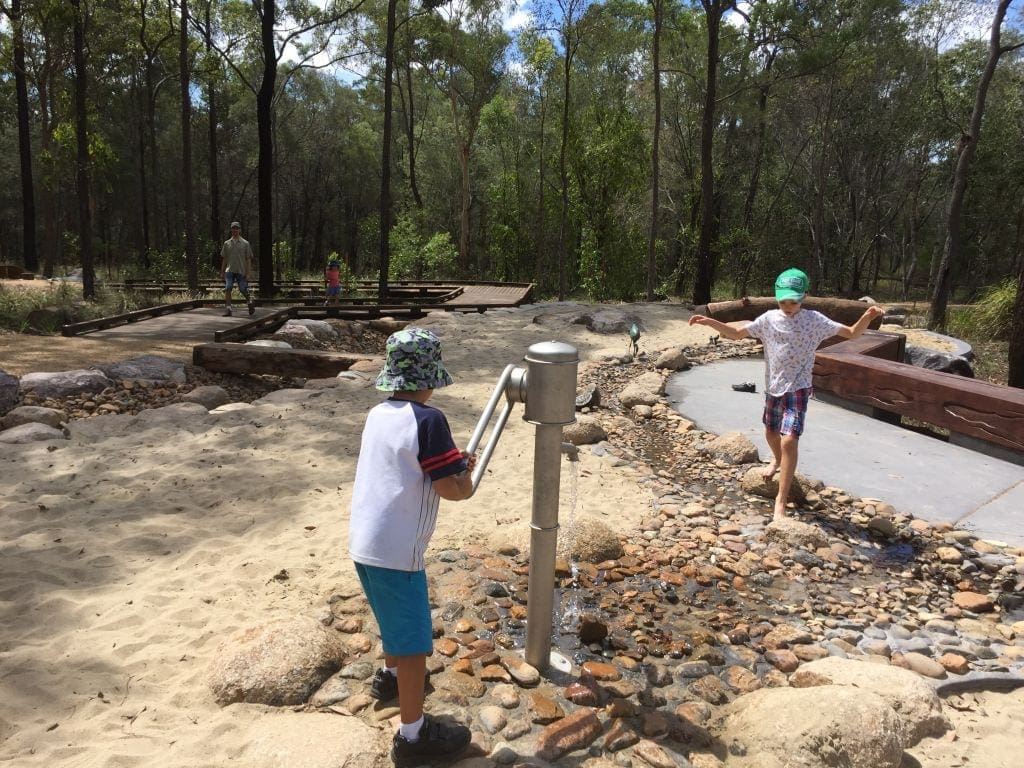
[
  {"x1": 391, "y1": 713, "x2": 471, "y2": 767},
  {"x1": 731, "y1": 381, "x2": 757, "y2": 393}
]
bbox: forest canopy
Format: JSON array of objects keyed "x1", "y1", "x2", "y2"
[{"x1": 0, "y1": 0, "x2": 1022, "y2": 309}]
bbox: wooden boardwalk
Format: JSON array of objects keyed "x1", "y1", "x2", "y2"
[{"x1": 73, "y1": 282, "x2": 534, "y2": 343}]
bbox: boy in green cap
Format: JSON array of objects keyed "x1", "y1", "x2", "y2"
[{"x1": 689, "y1": 268, "x2": 885, "y2": 518}]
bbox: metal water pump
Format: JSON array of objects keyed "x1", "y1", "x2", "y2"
[{"x1": 465, "y1": 341, "x2": 579, "y2": 671}]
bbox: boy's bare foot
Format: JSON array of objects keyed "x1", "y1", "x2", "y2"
[
  {"x1": 773, "y1": 499, "x2": 788, "y2": 519},
  {"x1": 761, "y1": 460, "x2": 779, "y2": 479}
]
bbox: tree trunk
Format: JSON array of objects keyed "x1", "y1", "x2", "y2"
[
  {"x1": 557, "y1": 33, "x2": 572, "y2": 301},
  {"x1": 11, "y1": 0, "x2": 38, "y2": 273},
  {"x1": 205, "y1": 1, "x2": 222, "y2": 270},
  {"x1": 930, "y1": 0, "x2": 1015, "y2": 330},
  {"x1": 645, "y1": 0, "x2": 662, "y2": 301},
  {"x1": 378, "y1": 0, "x2": 398, "y2": 301},
  {"x1": 72, "y1": 0, "x2": 94, "y2": 299},
  {"x1": 688, "y1": 1, "x2": 723, "y2": 305},
  {"x1": 1009, "y1": 268, "x2": 1024, "y2": 388},
  {"x1": 180, "y1": 0, "x2": 198, "y2": 291},
  {"x1": 534, "y1": 85, "x2": 546, "y2": 288},
  {"x1": 256, "y1": 0, "x2": 277, "y2": 298},
  {"x1": 400, "y1": 37, "x2": 423, "y2": 209}
]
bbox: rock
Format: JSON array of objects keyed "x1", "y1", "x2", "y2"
[
  {"x1": 535, "y1": 709, "x2": 602, "y2": 761},
  {"x1": 904, "y1": 346, "x2": 974, "y2": 377},
  {"x1": 0, "y1": 370, "x2": 19, "y2": 416},
  {"x1": 368, "y1": 317, "x2": 408, "y2": 334},
  {"x1": 713, "y1": 686, "x2": 905, "y2": 768},
  {"x1": 1, "y1": 405, "x2": 64, "y2": 430},
  {"x1": 527, "y1": 692, "x2": 564, "y2": 723},
  {"x1": 575, "y1": 383, "x2": 601, "y2": 409},
  {"x1": 285, "y1": 318, "x2": 338, "y2": 341},
  {"x1": 765, "y1": 517, "x2": 829, "y2": 550},
  {"x1": 180, "y1": 385, "x2": 229, "y2": 410},
  {"x1": 619, "y1": 372, "x2": 664, "y2": 409},
  {"x1": 706, "y1": 433, "x2": 759, "y2": 465},
  {"x1": 251, "y1": 389, "x2": 320, "y2": 406},
  {"x1": 562, "y1": 415, "x2": 608, "y2": 446},
  {"x1": 99, "y1": 355, "x2": 186, "y2": 383},
  {"x1": 795, "y1": 657, "x2": 948, "y2": 742},
  {"x1": 935, "y1": 546, "x2": 963, "y2": 564},
  {"x1": 573, "y1": 309, "x2": 643, "y2": 334},
  {"x1": 632, "y1": 739, "x2": 678, "y2": 768},
  {"x1": 207, "y1": 618, "x2": 347, "y2": 706},
  {"x1": 273, "y1": 324, "x2": 315, "y2": 342},
  {"x1": 868, "y1": 516, "x2": 898, "y2": 537},
  {"x1": 500, "y1": 656, "x2": 540, "y2": 687},
  {"x1": 938, "y1": 653, "x2": 970, "y2": 675},
  {"x1": 245, "y1": 339, "x2": 293, "y2": 348},
  {"x1": 581, "y1": 661, "x2": 620, "y2": 681},
  {"x1": 654, "y1": 347, "x2": 692, "y2": 371},
  {"x1": 898, "y1": 652, "x2": 947, "y2": 680},
  {"x1": 478, "y1": 705, "x2": 508, "y2": 735},
  {"x1": 20, "y1": 369, "x2": 112, "y2": 399},
  {"x1": 562, "y1": 519, "x2": 624, "y2": 563},
  {"x1": 953, "y1": 591, "x2": 994, "y2": 613},
  {"x1": 0, "y1": 422, "x2": 66, "y2": 444}
]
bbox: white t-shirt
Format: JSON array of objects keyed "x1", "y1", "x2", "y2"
[
  {"x1": 745, "y1": 308, "x2": 842, "y2": 396},
  {"x1": 349, "y1": 399, "x2": 467, "y2": 571}
]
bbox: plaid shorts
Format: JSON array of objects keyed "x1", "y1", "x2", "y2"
[{"x1": 762, "y1": 387, "x2": 812, "y2": 437}]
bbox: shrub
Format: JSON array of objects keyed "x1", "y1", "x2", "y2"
[{"x1": 949, "y1": 279, "x2": 1015, "y2": 341}]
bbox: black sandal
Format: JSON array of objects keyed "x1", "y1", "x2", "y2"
[{"x1": 731, "y1": 382, "x2": 756, "y2": 393}]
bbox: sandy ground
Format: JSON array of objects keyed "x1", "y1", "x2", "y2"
[{"x1": 0, "y1": 300, "x2": 1019, "y2": 768}]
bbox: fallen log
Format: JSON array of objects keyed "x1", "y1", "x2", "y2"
[
  {"x1": 193, "y1": 342, "x2": 381, "y2": 378},
  {"x1": 698, "y1": 296, "x2": 884, "y2": 328}
]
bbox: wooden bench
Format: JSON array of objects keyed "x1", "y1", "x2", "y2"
[{"x1": 813, "y1": 331, "x2": 1024, "y2": 457}]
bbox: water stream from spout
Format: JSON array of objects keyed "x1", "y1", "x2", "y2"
[{"x1": 557, "y1": 444, "x2": 582, "y2": 635}]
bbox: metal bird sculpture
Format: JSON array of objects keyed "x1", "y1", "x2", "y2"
[{"x1": 628, "y1": 322, "x2": 641, "y2": 359}]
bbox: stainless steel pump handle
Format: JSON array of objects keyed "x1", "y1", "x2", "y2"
[{"x1": 465, "y1": 364, "x2": 526, "y2": 494}]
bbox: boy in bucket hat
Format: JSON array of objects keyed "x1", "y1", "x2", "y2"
[
  {"x1": 688, "y1": 268, "x2": 884, "y2": 519},
  {"x1": 349, "y1": 327, "x2": 476, "y2": 766}
]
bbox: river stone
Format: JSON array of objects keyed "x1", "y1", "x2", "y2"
[
  {"x1": 181, "y1": 385, "x2": 230, "y2": 410},
  {"x1": 207, "y1": 617, "x2": 347, "y2": 706},
  {"x1": 20, "y1": 369, "x2": 112, "y2": 399},
  {"x1": 619, "y1": 372, "x2": 665, "y2": 409},
  {"x1": 739, "y1": 467, "x2": 810, "y2": 503},
  {"x1": 713, "y1": 686, "x2": 905, "y2": 768},
  {"x1": 285, "y1": 318, "x2": 338, "y2": 341},
  {"x1": 0, "y1": 371, "x2": 18, "y2": 416},
  {"x1": 706, "y1": 432, "x2": 759, "y2": 465},
  {"x1": 654, "y1": 347, "x2": 692, "y2": 371},
  {"x1": 562, "y1": 519, "x2": 624, "y2": 563},
  {"x1": 98, "y1": 355, "x2": 186, "y2": 383},
  {"x1": 0, "y1": 422, "x2": 66, "y2": 444},
  {"x1": 562, "y1": 415, "x2": 608, "y2": 445},
  {"x1": 535, "y1": 708, "x2": 603, "y2": 761},
  {"x1": 793, "y1": 656, "x2": 948, "y2": 742},
  {"x1": 1, "y1": 405, "x2": 64, "y2": 430},
  {"x1": 765, "y1": 517, "x2": 829, "y2": 550}
]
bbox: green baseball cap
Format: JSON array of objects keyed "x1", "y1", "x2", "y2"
[{"x1": 775, "y1": 268, "x2": 808, "y2": 302}]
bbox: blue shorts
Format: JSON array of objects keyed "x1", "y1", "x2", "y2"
[
  {"x1": 326, "y1": 285, "x2": 341, "y2": 297},
  {"x1": 354, "y1": 562, "x2": 432, "y2": 657},
  {"x1": 224, "y1": 272, "x2": 249, "y2": 293},
  {"x1": 762, "y1": 387, "x2": 812, "y2": 437}
]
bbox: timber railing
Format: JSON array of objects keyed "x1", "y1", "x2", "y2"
[{"x1": 813, "y1": 330, "x2": 1024, "y2": 456}]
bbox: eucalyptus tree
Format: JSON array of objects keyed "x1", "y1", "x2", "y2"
[
  {"x1": 209, "y1": 0, "x2": 363, "y2": 297},
  {"x1": 929, "y1": 0, "x2": 1023, "y2": 330},
  {"x1": 1, "y1": 0, "x2": 38, "y2": 273},
  {"x1": 420, "y1": 0, "x2": 508, "y2": 272},
  {"x1": 71, "y1": 0, "x2": 95, "y2": 298}
]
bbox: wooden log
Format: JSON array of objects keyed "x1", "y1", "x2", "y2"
[
  {"x1": 701, "y1": 296, "x2": 884, "y2": 328},
  {"x1": 193, "y1": 342, "x2": 382, "y2": 378},
  {"x1": 818, "y1": 330, "x2": 905, "y2": 361},
  {"x1": 814, "y1": 351, "x2": 1024, "y2": 453}
]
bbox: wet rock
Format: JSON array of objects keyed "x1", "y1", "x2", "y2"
[
  {"x1": 478, "y1": 705, "x2": 508, "y2": 735},
  {"x1": 582, "y1": 661, "x2": 621, "y2": 681},
  {"x1": 527, "y1": 692, "x2": 564, "y2": 723},
  {"x1": 765, "y1": 518, "x2": 829, "y2": 550},
  {"x1": 764, "y1": 649, "x2": 800, "y2": 673},
  {"x1": 603, "y1": 718, "x2": 641, "y2": 751},
  {"x1": 579, "y1": 615, "x2": 609, "y2": 644},
  {"x1": 436, "y1": 670, "x2": 486, "y2": 698},
  {"x1": 501, "y1": 656, "x2": 540, "y2": 687},
  {"x1": 535, "y1": 708, "x2": 602, "y2": 761},
  {"x1": 762, "y1": 625, "x2": 813, "y2": 649},
  {"x1": 632, "y1": 739, "x2": 678, "y2": 768},
  {"x1": 563, "y1": 519, "x2": 624, "y2": 563},
  {"x1": 689, "y1": 674, "x2": 730, "y2": 705}
]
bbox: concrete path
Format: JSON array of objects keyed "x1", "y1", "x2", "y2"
[{"x1": 665, "y1": 358, "x2": 1024, "y2": 547}]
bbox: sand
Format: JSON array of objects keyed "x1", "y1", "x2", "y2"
[{"x1": 0, "y1": 301, "x2": 1018, "y2": 768}]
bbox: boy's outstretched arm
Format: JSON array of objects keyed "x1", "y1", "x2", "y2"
[
  {"x1": 837, "y1": 305, "x2": 886, "y2": 339},
  {"x1": 689, "y1": 314, "x2": 750, "y2": 341}
]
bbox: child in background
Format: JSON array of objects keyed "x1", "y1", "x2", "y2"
[
  {"x1": 689, "y1": 268, "x2": 885, "y2": 518},
  {"x1": 348, "y1": 328, "x2": 476, "y2": 766},
  {"x1": 324, "y1": 258, "x2": 342, "y2": 306}
]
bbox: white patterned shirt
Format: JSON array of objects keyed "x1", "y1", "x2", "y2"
[{"x1": 745, "y1": 309, "x2": 842, "y2": 396}]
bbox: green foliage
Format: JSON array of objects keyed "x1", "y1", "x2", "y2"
[
  {"x1": 948, "y1": 279, "x2": 1016, "y2": 341},
  {"x1": 0, "y1": 281, "x2": 153, "y2": 333},
  {"x1": 388, "y1": 216, "x2": 458, "y2": 280}
]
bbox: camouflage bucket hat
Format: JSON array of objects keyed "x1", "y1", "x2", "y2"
[{"x1": 376, "y1": 328, "x2": 454, "y2": 392}]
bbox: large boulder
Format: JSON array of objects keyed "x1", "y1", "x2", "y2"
[
  {"x1": 181, "y1": 385, "x2": 230, "y2": 410},
  {"x1": 739, "y1": 466, "x2": 811, "y2": 504},
  {"x1": 207, "y1": 617, "x2": 347, "y2": 706},
  {"x1": 0, "y1": 422, "x2": 66, "y2": 444},
  {"x1": 904, "y1": 346, "x2": 974, "y2": 377},
  {"x1": 562, "y1": 415, "x2": 608, "y2": 446},
  {"x1": 619, "y1": 372, "x2": 664, "y2": 409},
  {"x1": 705, "y1": 433, "x2": 759, "y2": 465},
  {"x1": 792, "y1": 657, "x2": 948, "y2": 743},
  {"x1": 654, "y1": 347, "x2": 692, "y2": 371},
  {"x1": 98, "y1": 355, "x2": 186, "y2": 383},
  {"x1": 1, "y1": 405, "x2": 64, "y2": 430},
  {"x1": 572, "y1": 308, "x2": 643, "y2": 334},
  {"x1": 285, "y1": 318, "x2": 338, "y2": 341},
  {"x1": 0, "y1": 371, "x2": 20, "y2": 416},
  {"x1": 712, "y1": 686, "x2": 906, "y2": 768},
  {"x1": 563, "y1": 519, "x2": 624, "y2": 564},
  {"x1": 20, "y1": 369, "x2": 112, "y2": 399}
]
